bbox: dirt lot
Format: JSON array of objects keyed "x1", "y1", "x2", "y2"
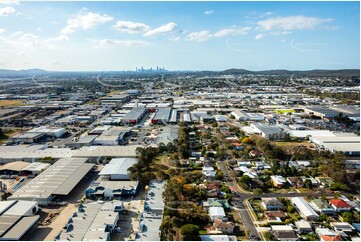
[
  {"x1": 27, "y1": 204, "x2": 78, "y2": 241},
  {"x1": 0, "y1": 100, "x2": 24, "y2": 107}
]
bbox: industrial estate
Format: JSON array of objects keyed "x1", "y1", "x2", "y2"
[{"x1": 0, "y1": 68, "x2": 359, "y2": 241}]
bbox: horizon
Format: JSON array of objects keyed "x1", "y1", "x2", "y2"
[
  {"x1": 0, "y1": 1, "x2": 360, "y2": 71},
  {"x1": 1, "y1": 67, "x2": 361, "y2": 73}
]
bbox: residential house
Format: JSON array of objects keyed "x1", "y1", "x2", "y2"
[
  {"x1": 209, "y1": 207, "x2": 227, "y2": 221},
  {"x1": 270, "y1": 175, "x2": 287, "y2": 188},
  {"x1": 310, "y1": 199, "x2": 335, "y2": 215},
  {"x1": 329, "y1": 199, "x2": 352, "y2": 213},
  {"x1": 261, "y1": 198, "x2": 283, "y2": 210},
  {"x1": 271, "y1": 225, "x2": 299, "y2": 241},
  {"x1": 208, "y1": 218, "x2": 235, "y2": 234},
  {"x1": 264, "y1": 211, "x2": 288, "y2": 223},
  {"x1": 316, "y1": 228, "x2": 343, "y2": 241},
  {"x1": 287, "y1": 177, "x2": 304, "y2": 188},
  {"x1": 295, "y1": 220, "x2": 312, "y2": 233}
]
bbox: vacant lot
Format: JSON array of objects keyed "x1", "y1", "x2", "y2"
[
  {"x1": 0, "y1": 100, "x2": 23, "y2": 107},
  {"x1": 271, "y1": 141, "x2": 311, "y2": 147}
]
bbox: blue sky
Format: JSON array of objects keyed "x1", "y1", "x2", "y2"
[{"x1": 0, "y1": 1, "x2": 359, "y2": 71}]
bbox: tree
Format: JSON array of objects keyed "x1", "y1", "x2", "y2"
[
  {"x1": 180, "y1": 224, "x2": 200, "y2": 241},
  {"x1": 342, "y1": 212, "x2": 354, "y2": 223},
  {"x1": 287, "y1": 205, "x2": 295, "y2": 213},
  {"x1": 239, "y1": 175, "x2": 251, "y2": 184},
  {"x1": 1, "y1": 192, "x2": 12, "y2": 201},
  {"x1": 303, "y1": 179, "x2": 313, "y2": 189}
]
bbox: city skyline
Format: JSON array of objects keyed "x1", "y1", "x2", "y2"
[{"x1": 0, "y1": 1, "x2": 359, "y2": 71}]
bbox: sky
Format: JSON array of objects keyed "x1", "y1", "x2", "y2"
[{"x1": 0, "y1": 0, "x2": 359, "y2": 71}]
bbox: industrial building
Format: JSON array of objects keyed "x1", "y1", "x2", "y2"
[
  {"x1": 231, "y1": 110, "x2": 265, "y2": 121},
  {"x1": 151, "y1": 108, "x2": 172, "y2": 124},
  {"x1": 303, "y1": 106, "x2": 340, "y2": 119},
  {"x1": 154, "y1": 126, "x2": 179, "y2": 146},
  {"x1": 27, "y1": 126, "x2": 66, "y2": 138},
  {"x1": 72, "y1": 145, "x2": 141, "y2": 162},
  {"x1": 99, "y1": 158, "x2": 137, "y2": 180},
  {"x1": 310, "y1": 134, "x2": 360, "y2": 156},
  {"x1": 0, "y1": 145, "x2": 76, "y2": 163},
  {"x1": 85, "y1": 178, "x2": 139, "y2": 200},
  {"x1": 0, "y1": 161, "x2": 50, "y2": 176},
  {"x1": 8, "y1": 158, "x2": 93, "y2": 206},
  {"x1": 93, "y1": 127, "x2": 129, "y2": 146},
  {"x1": 244, "y1": 123, "x2": 286, "y2": 140},
  {"x1": 122, "y1": 107, "x2": 147, "y2": 124},
  {"x1": 0, "y1": 200, "x2": 40, "y2": 241},
  {"x1": 57, "y1": 201, "x2": 123, "y2": 241},
  {"x1": 136, "y1": 180, "x2": 165, "y2": 241},
  {"x1": 9, "y1": 132, "x2": 45, "y2": 144}
]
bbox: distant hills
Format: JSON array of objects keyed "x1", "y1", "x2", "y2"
[
  {"x1": 221, "y1": 68, "x2": 360, "y2": 77},
  {"x1": 0, "y1": 68, "x2": 359, "y2": 78},
  {"x1": 0, "y1": 68, "x2": 48, "y2": 76}
]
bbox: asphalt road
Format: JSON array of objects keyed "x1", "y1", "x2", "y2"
[{"x1": 217, "y1": 159, "x2": 333, "y2": 240}]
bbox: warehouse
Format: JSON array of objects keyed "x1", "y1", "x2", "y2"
[
  {"x1": 231, "y1": 110, "x2": 265, "y2": 121},
  {"x1": 0, "y1": 145, "x2": 76, "y2": 163},
  {"x1": 57, "y1": 201, "x2": 123, "y2": 241},
  {"x1": 93, "y1": 128, "x2": 129, "y2": 146},
  {"x1": 85, "y1": 178, "x2": 139, "y2": 199},
  {"x1": 0, "y1": 200, "x2": 40, "y2": 241},
  {"x1": 303, "y1": 106, "x2": 340, "y2": 119},
  {"x1": 151, "y1": 108, "x2": 172, "y2": 124},
  {"x1": 99, "y1": 158, "x2": 137, "y2": 180},
  {"x1": 122, "y1": 107, "x2": 147, "y2": 124},
  {"x1": 310, "y1": 134, "x2": 360, "y2": 156},
  {"x1": 154, "y1": 126, "x2": 179, "y2": 146},
  {"x1": 291, "y1": 197, "x2": 319, "y2": 220},
  {"x1": 169, "y1": 109, "x2": 178, "y2": 123},
  {"x1": 72, "y1": 145, "x2": 141, "y2": 162},
  {"x1": 249, "y1": 123, "x2": 286, "y2": 140},
  {"x1": 100, "y1": 94, "x2": 130, "y2": 105},
  {"x1": 8, "y1": 158, "x2": 93, "y2": 206},
  {"x1": 9, "y1": 132, "x2": 45, "y2": 144},
  {"x1": 136, "y1": 180, "x2": 165, "y2": 241},
  {"x1": 27, "y1": 126, "x2": 66, "y2": 138},
  {"x1": 0, "y1": 161, "x2": 50, "y2": 176}
]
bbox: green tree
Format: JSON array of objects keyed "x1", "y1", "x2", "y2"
[
  {"x1": 180, "y1": 224, "x2": 200, "y2": 241},
  {"x1": 303, "y1": 179, "x2": 313, "y2": 189},
  {"x1": 287, "y1": 205, "x2": 296, "y2": 213},
  {"x1": 342, "y1": 212, "x2": 354, "y2": 223}
]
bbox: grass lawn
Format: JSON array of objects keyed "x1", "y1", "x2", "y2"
[
  {"x1": 0, "y1": 100, "x2": 24, "y2": 107},
  {"x1": 271, "y1": 141, "x2": 310, "y2": 147}
]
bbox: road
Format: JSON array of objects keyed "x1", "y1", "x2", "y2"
[{"x1": 217, "y1": 159, "x2": 333, "y2": 240}]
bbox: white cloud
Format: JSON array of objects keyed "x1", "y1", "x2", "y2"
[
  {"x1": 10, "y1": 31, "x2": 23, "y2": 37},
  {"x1": 186, "y1": 30, "x2": 212, "y2": 42},
  {"x1": 112, "y1": 20, "x2": 150, "y2": 34},
  {"x1": 0, "y1": 1, "x2": 19, "y2": 5},
  {"x1": 45, "y1": 35, "x2": 69, "y2": 42},
  {"x1": 94, "y1": 39, "x2": 150, "y2": 48},
  {"x1": 18, "y1": 33, "x2": 55, "y2": 50},
  {"x1": 0, "y1": 6, "x2": 15, "y2": 16},
  {"x1": 143, "y1": 22, "x2": 177, "y2": 37},
  {"x1": 255, "y1": 34, "x2": 265, "y2": 40},
  {"x1": 214, "y1": 27, "x2": 252, "y2": 37},
  {"x1": 61, "y1": 12, "x2": 113, "y2": 35},
  {"x1": 204, "y1": 10, "x2": 214, "y2": 15},
  {"x1": 169, "y1": 36, "x2": 181, "y2": 42},
  {"x1": 0, "y1": 28, "x2": 5, "y2": 34},
  {"x1": 257, "y1": 15, "x2": 332, "y2": 30}
]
